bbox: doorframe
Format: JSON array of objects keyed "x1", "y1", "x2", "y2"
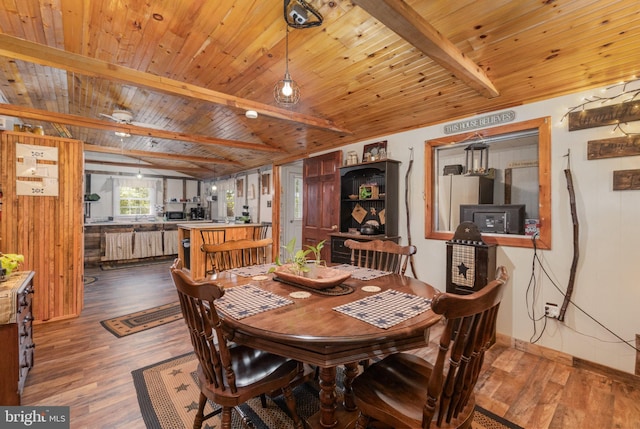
[{"x1": 272, "y1": 157, "x2": 304, "y2": 261}]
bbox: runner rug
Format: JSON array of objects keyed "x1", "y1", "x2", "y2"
[
  {"x1": 100, "y1": 302, "x2": 182, "y2": 338},
  {"x1": 132, "y1": 353, "x2": 523, "y2": 429}
]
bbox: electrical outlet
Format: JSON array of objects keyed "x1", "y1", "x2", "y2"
[{"x1": 545, "y1": 302, "x2": 559, "y2": 318}]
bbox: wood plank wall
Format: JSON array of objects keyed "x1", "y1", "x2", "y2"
[{"x1": 0, "y1": 131, "x2": 84, "y2": 322}]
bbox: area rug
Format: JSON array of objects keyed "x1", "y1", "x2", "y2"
[
  {"x1": 132, "y1": 353, "x2": 523, "y2": 429},
  {"x1": 100, "y1": 259, "x2": 173, "y2": 270},
  {"x1": 100, "y1": 302, "x2": 182, "y2": 338}
]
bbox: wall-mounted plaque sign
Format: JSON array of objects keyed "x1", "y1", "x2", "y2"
[
  {"x1": 444, "y1": 110, "x2": 516, "y2": 134},
  {"x1": 587, "y1": 136, "x2": 640, "y2": 160},
  {"x1": 568, "y1": 102, "x2": 640, "y2": 131},
  {"x1": 613, "y1": 169, "x2": 640, "y2": 191},
  {"x1": 15, "y1": 143, "x2": 59, "y2": 196}
]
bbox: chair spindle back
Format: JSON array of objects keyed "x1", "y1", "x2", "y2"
[
  {"x1": 426, "y1": 266, "x2": 509, "y2": 427},
  {"x1": 171, "y1": 260, "x2": 237, "y2": 392},
  {"x1": 344, "y1": 239, "x2": 416, "y2": 275}
]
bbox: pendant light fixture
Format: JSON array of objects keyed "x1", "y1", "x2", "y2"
[{"x1": 274, "y1": 26, "x2": 300, "y2": 106}]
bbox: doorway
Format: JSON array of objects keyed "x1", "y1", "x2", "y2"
[{"x1": 280, "y1": 161, "x2": 303, "y2": 256}]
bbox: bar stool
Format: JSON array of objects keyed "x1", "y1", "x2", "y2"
[
  {"x1": 253, "y1": 222, "x2": 271, "y2": 239},
  {"x1": 200, "y1": 229, "x2": 226, "y2": 275}
]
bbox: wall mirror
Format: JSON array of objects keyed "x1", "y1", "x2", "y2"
[{"x1": 425, "y1": 117, "x2": 551, "y2": 249}]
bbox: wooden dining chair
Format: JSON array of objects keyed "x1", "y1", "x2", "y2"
[
  {"x1": 344, "y1": 239, "x2": 417, "y2": 275},
  {"x1": 200, "y1": 229, "x2": 226, "y2": 275},
  {"x1": 351, "y1": 266, "x2": 509, "y2": 429},
  {"x1": 170, "y1": 259, "x2": 305, "y2": 429},
  {"x1": 204, "y1": 238, "x2": 273, "y2": 273}
]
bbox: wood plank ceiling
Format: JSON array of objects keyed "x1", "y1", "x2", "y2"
[{"x1": 0, "y1": 0, "x2": 638, "y2": 179}]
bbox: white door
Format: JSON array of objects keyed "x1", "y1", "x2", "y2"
[{"x1": 280, "y1": 161, "x2": 303, "y2": 258}]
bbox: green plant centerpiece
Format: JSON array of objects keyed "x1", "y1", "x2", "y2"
[
  {"x1": 269, "y1": 238, "x2": 350, "y2": 290},
  {"x1": 0, "y1": 253, "x2": 24, "y2": 280},
  {"x1": 270, "y1": 238, "x2": 325, "y2": 277}
]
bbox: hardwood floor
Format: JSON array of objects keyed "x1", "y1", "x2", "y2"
[{"x1": 21, "y1": 262, "x2": 640, "y2": 429}]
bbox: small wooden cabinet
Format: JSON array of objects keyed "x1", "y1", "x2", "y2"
[
  {"x1": 0, "y1": 271, "x2": 35, "y2": 405},
  {"x1": 446, "y1": 223, "x2": 496, "y2": 295}
]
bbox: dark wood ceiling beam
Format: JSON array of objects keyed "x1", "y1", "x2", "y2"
[
  {"x1": 352, "y1": 0, "x2": 499, "y2": 98},
  {"x1": 0, "y1": 34, "x2": 351, "y2": 134},
  {"x1": 0, "y1": 103, "x2": 282, "y2": 154},
  {"x1": 84, "y1": 143, "x2": 240, "y2": 165}
]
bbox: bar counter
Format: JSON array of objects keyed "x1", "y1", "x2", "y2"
[{"x1": 177, "y1": 223, "x2": 261, "y2": 280}]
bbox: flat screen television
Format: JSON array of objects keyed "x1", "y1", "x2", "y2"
[{"x1": 460, "y1": 204, "x2": 525, "y2": 235}]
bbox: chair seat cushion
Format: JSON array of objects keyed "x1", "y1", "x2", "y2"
[
  {"x1": 353, "y1": 353, "x2": 432, "y2": 427},
  {"x1": 230, "y1": 345, "x2": 299, "y2": 388},
  {"x1": 199, "y1": 345, "x2": 299, "y2": 392},
  {"x1": 353, "y1": 352, "x2": 476, "y2": 428}
]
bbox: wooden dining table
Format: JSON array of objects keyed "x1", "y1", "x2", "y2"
[{"x1": 209, "y1": 265, "x2": 441, "y2": 429}]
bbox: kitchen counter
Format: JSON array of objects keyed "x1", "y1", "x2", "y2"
[
  {"x1": 178, "y1": 223, "x2": 262, "y2": 280},
  {"x1": 84, "y1": 219, "x2": 211, "y2": 226}
]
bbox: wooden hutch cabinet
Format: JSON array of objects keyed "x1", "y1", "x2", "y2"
[{"x1": 330, "y1": 160, "x2": 400, "y2": 264}]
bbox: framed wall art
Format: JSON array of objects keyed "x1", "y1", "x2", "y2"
[
  {"x1": 362, "y1": 141, "x2": 387, "y2": 162},
  {"x1": 236, "y1": 178, "x2": 244, "y2": 198},
  {"x1": 261, "y1": 173, "x2": 271, "y2": 195}
]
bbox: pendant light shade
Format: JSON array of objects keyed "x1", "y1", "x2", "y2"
[{"x1": 274, "y1": 28, "x2": 300, "y2": 105}]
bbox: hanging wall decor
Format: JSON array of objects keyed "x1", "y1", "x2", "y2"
[
  {"x1": 613, "y1": 169, "x2": 640, "y2": 191},
  {"x1": 261, "y1": 173, "x2": 271, "y2": 195},
  {"x1": 587, "y1": 136, "x2": 640, "y2": 160},
  {"x1": 236, "y1": 178, "x2": 244, "y2": 198}
]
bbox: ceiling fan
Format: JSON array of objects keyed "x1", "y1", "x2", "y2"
[{"x1": 100, "y1": 109, "x2": 160, "y2": 129}]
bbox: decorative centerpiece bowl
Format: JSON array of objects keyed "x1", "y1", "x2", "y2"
[{"x1": 274, "y1": 264, "x2": 351, "y2": 290}]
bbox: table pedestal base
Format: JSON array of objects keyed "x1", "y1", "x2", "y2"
[{"x1": 306, "y1": 404, "x2": 359, "y2": 429}]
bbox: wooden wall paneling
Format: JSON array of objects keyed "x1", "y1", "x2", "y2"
[{"x1": 0, "y1": 131, "x2": 84, "y2": 322}]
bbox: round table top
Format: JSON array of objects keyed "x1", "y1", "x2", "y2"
[{"x1": 210, "y1": 269, "x2": 441, "y2": 367}]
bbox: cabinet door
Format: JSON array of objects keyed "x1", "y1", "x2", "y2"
[{"x1": 302, "y1": 151, "x2": 341, "y2": 262}]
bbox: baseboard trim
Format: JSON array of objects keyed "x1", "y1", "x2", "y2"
[{"x1": 495, "y1": 333, "x2": 640, "y2": 389}]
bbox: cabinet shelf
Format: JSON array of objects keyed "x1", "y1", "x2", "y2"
[
  {"x1": 331, "y1": 160, "x2": 400, "y2": 263},
  {"x1": 337, "y1": 159, "x2": 400, "y2": 237}
]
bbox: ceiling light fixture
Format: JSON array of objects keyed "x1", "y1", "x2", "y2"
[
  {"x1": 245, "y1": 110, "x2": 258, "y2": 119},
  {"x1": 283, "y1": 0, "x2": 323, "y2": 29},
  {"x1": 136, "y1": 160, "x2": 143, "y2": 179},
  {"x1": 274, "y1": 27, "x2": 300, "y2": 106}
]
